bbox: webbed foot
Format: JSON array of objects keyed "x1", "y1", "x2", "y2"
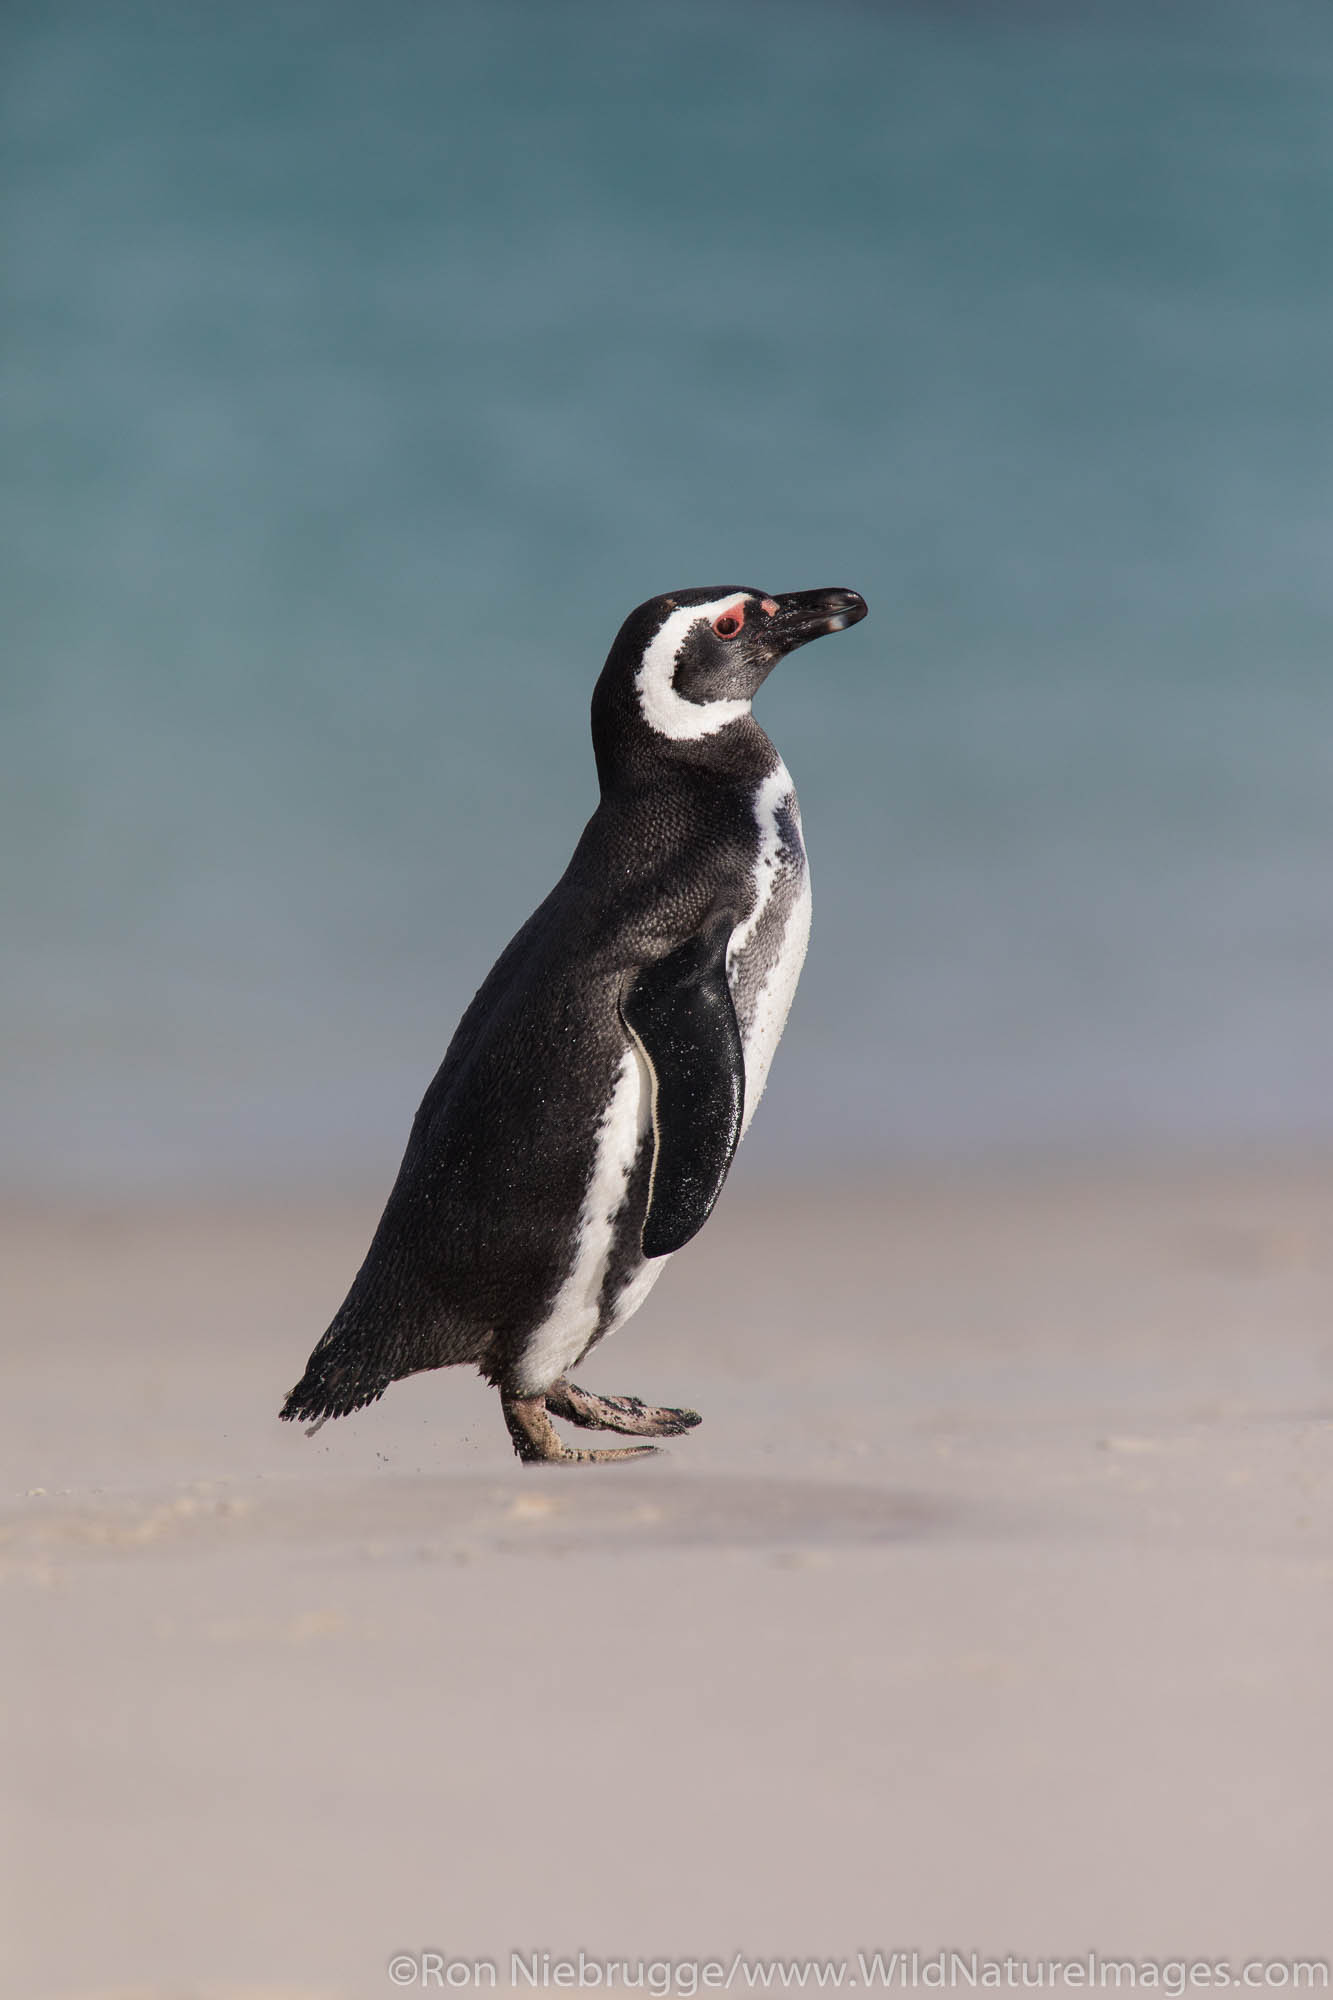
[
  {"x1": 502, "y1": 1392, "x2": 659, "y2": 1466},
  {"x1": 546, "y1": 1378, "x2": 703, "y2": 1438}
]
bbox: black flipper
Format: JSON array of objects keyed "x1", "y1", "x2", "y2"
[{"x1": 621, "y1": 927, "x2": 745, "y2": 1259}]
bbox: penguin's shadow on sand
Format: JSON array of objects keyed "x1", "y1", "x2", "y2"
[{"x1": 318, "y1": 1470, "x2": 965, "y2": 1559}]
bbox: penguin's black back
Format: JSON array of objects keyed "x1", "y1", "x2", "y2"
[{"x1": 281, "y1": 728, "x2": 778, "y2": 1424}]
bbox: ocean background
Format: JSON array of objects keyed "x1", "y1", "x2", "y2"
[{"x1": 3, "y1": 0, "x2": 1331, "y2": 1199}]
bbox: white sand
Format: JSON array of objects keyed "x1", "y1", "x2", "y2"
[{"x1": 4, "y1": 1164, "x2": 1332, "y2": 2000}]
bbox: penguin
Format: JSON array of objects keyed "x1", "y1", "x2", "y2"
[{"x1": 280, "y1": 584, "x2": 868, "y2": 1463}]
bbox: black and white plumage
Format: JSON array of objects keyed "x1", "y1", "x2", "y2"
[{"x1": 280, "y1": 584, "x2": 867, "y2": 1463}]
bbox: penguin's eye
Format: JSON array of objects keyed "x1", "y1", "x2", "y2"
[{"x1": 712, "y1": 608, "x2": 744, "y2": 639}]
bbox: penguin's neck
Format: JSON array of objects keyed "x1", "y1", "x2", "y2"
[{"x1": 594, "y1": 711, "x2": 780, "y2": 798}]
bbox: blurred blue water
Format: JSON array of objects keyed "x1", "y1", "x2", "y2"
[{"x1": 3, "y1": 0, "x2": 1332, "y2": 1196}]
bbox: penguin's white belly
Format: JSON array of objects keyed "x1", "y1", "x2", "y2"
[
  {"x1": 512, "y1": 1046, "x2": 656, "y2": 1395},
  {"x1": 726, "y1": 760, "x2": 812, "y2": 1134},
  {"x1": 515, "y1": 762, "x2": 810, "y2": 1396}
]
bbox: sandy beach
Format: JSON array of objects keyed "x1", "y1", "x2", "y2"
[{"x1": 4, "y1": 1162, "x2": 1332, "y2": 2000}]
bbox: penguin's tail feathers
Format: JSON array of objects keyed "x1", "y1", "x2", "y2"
[{"x1": 279, "y1": 1323, "x2": 395, "y2": 1433}]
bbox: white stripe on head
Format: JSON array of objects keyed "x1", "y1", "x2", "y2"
[{"x1": 635, "y1": 594, "x2": 753, "y2": 741}]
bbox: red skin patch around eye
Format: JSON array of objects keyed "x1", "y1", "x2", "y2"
[
  {"x1": 761, "y1": 598, "x2": 779, "y2": 616},
  {"x1": 713, "y1": 604, "x2": 746, "y2": 637}
]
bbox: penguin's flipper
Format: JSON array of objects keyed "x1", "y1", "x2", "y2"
[{"x1": 621, "y1": 928, "x2": 745, "y2": 1258}]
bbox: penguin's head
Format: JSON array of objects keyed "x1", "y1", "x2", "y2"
[{"x1": 594, "y1": 586, "x2": 868, "y2": 759}]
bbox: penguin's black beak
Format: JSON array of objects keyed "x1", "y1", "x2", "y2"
[{"x1": 768, "y1": 587, "x2": 868, "y2": 654}]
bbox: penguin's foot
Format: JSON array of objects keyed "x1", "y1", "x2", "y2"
[
  {"x1": 546, "y1": 1377, "x2": 703, "y2": 1439},
  {"x1": 501, "y1": 1392, "x2": 659, "y2": 1466}
]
